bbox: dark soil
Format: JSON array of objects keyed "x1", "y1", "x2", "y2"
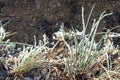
[
  {"x1": 0, "y1": 0, "x2": 120, "y2": 45},
  {"x1": 0, "y1": 1, "x2": 120, "y2": 80}
]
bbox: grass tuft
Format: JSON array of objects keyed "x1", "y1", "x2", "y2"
[{"x1": 52, "y1": 5, "x2": 113, "y2": 79}]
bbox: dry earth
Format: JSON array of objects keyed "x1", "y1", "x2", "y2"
[{"x1": 0, "y1": 0, "x2": 120, "y2": 45}]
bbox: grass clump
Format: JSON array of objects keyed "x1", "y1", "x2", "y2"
[
  {"x1": 53, "y1": 5, "x2": 114, "y2": 79},
  {"x1": 11, "y1": 40, "x2": 49, "y2": 75},
  {"x1": 0, "y1": 22, "x2": 50, "y2": 79}
]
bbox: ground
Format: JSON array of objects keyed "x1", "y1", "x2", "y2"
[
  {"x1": 0, "y1": 0, "x2": 120, "y2": 45},
  {"x1": 0, "y1": 0, "x2": 120, "y2": 80}
]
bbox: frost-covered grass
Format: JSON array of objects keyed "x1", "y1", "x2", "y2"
[
  {"x1": 0, "y1": 5, "x2": 120, "y2": 80},
  {"x1": 52, "y1": 5, "x2": 118, "y2": 79}
]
